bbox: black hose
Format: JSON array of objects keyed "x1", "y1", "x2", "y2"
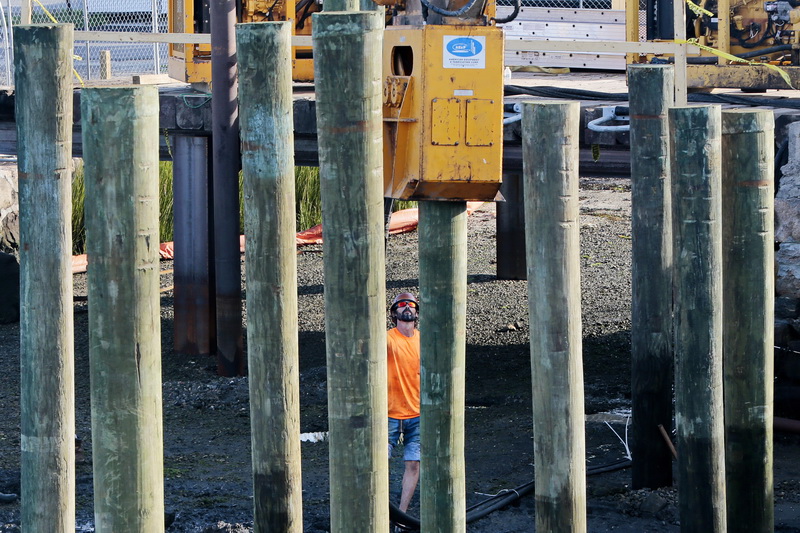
[
  {"x1": 389, "y1": 458, "x2": 633, "y2": 531},
  {"x1": 504, "y1": 84, "x2": 800, "y2": 110},
  {"x1": 492, "y1": 0, "x2": 521, "y2": 24},
  {"x1": 672, "y1": 44, "x2": 793, "y2": 64},
  {"x1": 418, "y1": 0, "x2": 482, "y2": 18}
]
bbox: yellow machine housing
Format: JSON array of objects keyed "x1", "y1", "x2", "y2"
[
  {"x1": 168, "y1": 0, "x2": 316, "y2": 84},
  {"x1": 629, "y1": 0, "x2": 800, "y2": 88},
  {"x1": 383, "y1": 24, "x2": 504, "y2": 201}
]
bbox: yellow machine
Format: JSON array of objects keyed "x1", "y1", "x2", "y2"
[
  {"x1": 383, "y1": 24, "x2": 505, "y2": 200},
  {"x1": 168, "y1": 0, "x2": 318, "y2": 83},
  {"x1": 169, "y1": 0, "x2": 510, "y2": 200},
  {"x1": 630, "y1": 0, "x2": 800, "y2": 88}
]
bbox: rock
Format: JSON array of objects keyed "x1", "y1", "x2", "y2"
[
  {"x1": 776, "y1": 243, "x2": 800, "y2": 298},
  {"x1": 776, "y1": 297, "x2": 800, "y2": 320},
  {"x1": 0, "y1": 252, "x2": 19, "y2": 324},
  {"x1": 776, "y1": 319, "x2": 796, "y2": 347},
  {"x1": 0, "y1": 165, "x2": 18, "y2": 254},
  {"x1": 777, "y1": 346, "x2": 800, "y2": 384},
  {"x1": 201, "y1": 522, "x2": 250, "y2": 533},
  {"x1": 776, "y1": 198, "x2": 800, "y2": 243},
  {"x1": 640, "y1": 492, "x2": 669, "y2": 517}
]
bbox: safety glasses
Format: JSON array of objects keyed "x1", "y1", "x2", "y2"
[{"x1": 394, "y1": 300, "x2": 417, "y2": 309}]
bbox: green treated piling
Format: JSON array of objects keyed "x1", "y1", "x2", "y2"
[
  {"x1": 721, "y1": 109, "x2": 774, "y2": 533},
  {"x1": 313, "y1": 11, "x2": 388, "y2": 533},
  {"x1": 628, "y1": 64, "x2": 675, "y2": 489},
  {"x1": 522, "y1": 101, "x2": 587, "y2": 533},
  {"x1": 82, "y1": 86, "x2": 164, "y2": 533},
  {"x1": 15, "y1": 23, "x2": 75, "y2": 533},
  {"x1": 419, "y1": 201, "x2": 468, "y2": 533},
  {"x1": 670, "y1": 104, "x2": 726, "y2": 533},
  {"x1": 237, "y1": 21, "x2": 303, "y2": 532}
]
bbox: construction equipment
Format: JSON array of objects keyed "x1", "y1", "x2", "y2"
[
  {"x1": 382, "y1": 0, "x2": 516, "y2": 201},
  {"x1": 169, "y1": 0, "x2": 517, "y2": 200},
  {"x1": 632, "y1": 0, "x2": 800, "y2": 88},
  {"x1": 168, "y1": 0, "x2": 318, "y2": 84}
]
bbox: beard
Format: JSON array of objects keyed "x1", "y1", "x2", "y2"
[{"x1": 397, "y1": 309, "x2": 415, "y2": 322}]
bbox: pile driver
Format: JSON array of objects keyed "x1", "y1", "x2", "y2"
[
  {"x1": 168, "y1": 0, "x2": 520, "y2": 200},
  {"x1": 633, "y1": 0, "x2": 800, "y2": 88}
]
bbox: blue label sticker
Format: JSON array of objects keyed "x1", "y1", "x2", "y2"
[{"x1": 446, "y1": 37, "x2": 483, "y2": 58}]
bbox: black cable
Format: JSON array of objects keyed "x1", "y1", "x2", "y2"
[
  {"x1": 389, "y1": 458, "x2": 633, "y2": 531},
  {"x1": 418, "y1": 0, "x2": 482, "y2": 18},
  {"x1": 504, "y1": 84, "x2": 800, "y2": 110},
  {"x1": 684, "y1": 44, "x2": 792, "y2": 64},
  {"x1": 492, "y1": 0, "x2": 521, "y2": 24}
]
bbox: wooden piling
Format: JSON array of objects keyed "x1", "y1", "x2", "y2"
[
  {"x1": 14, "y1": 24, "x2": 75, "y2": 533},
  {"x1": 522, "y1": 101, "x2": 587, "y2": 533},
  {"x1": 313, "y1": 11, "x2": 388, "y2": 533},
  {"x1": 324, "y1": 0, "x2": 381, "y2": 12},
  {"x1": 419, "y1": 201, "x2": 468, "y2": 533},
  {"x1": 721, "y1": 109, "x2": 774, "y2": 533},
  {"x1": 669, "y1": 104, "x2": 726, "y2": 533},
  {"x1": 82, "y1": 86, "x2": 164, "y2": 533},
  {"x1": 628, "y1": 64, "x2": 675, "y2": 489},
  {"x1": 237, "y1": 21, "x2": 303, "y2": 532}
]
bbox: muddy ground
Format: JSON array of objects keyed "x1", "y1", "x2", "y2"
[{"x1": 1, "y1": 178, "x2": 799, "y2": 532}]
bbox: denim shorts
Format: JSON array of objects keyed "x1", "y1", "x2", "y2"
[{"x1": 388, "y1": 416, "x2": 420, "y2": 462}]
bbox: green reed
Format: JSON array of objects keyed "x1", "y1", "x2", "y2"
[{"x1": 71, "y1": 163, "x2": 415, "y2": 255}]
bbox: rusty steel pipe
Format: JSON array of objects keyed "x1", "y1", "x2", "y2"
[
  {"x1": 496, "y1": 172, "x2": 526, "y2": 280},
  {"x1": 173, "y1": 135, "x2": 216, "y2": 356},
  {"x1": 210, "y1": 0, "x2": 244, "y2": 376}
]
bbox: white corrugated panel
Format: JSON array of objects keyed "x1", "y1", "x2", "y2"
[{"x1": 500, "y1": 7, "x2": 626, "y2": 70}]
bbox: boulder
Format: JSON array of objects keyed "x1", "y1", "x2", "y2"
[
  {"x1": 776, "y1": 243, "x2": 800, "y2": 298},
  {"x1": 776, "y1": 297, "x2": 800, "y2": 320},
  {"x1": 776, "y1": 198, "x2": 800, "y2": 243},
  {"x1": 0, "y1": 251, "x2": 19, "y2": 324},
  {"x1": 0, "y1": 165, "x2": 19, "y2": 254}
]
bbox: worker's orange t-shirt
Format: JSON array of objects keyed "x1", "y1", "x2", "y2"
[{"x1": 387, "y1": 327, "x2": 420, "y2": 420}]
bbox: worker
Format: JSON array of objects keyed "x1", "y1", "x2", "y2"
[{"x1": 387, "y1": 291, "x2": 421, "y2": 514}]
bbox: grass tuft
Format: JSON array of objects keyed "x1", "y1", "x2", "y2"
[{"x1": 71, "y1": 163, "x2": 416, "y2": 255}]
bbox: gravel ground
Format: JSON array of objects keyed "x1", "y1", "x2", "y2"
[{"x1": 1, "y1": 178, "x2": 800, "y2": 532}]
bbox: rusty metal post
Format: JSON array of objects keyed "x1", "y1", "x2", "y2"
[
  {"x1": 210, "y1": 0, "x2": 244, "y2": 376},
  {"x1": 173, "y1": 134, "x2": 216, "y2": 356},
  {"x1": 496, "y1": 171, "x2": 526, "y2": 280}
]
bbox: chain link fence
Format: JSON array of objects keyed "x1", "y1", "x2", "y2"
[
  {"x1": 0, "y1": 0, "x2": 168, "y2": 86},
  {"x1": 0, "y1": 0, "x2": 649, "y2": 86}
]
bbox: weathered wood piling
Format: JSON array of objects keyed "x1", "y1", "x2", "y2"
[
  {"x1": 628, "y1": 64, "x2": 675, "y2": 490},
  {"x1": 313, "y1": 11, "x2": 389, "y2": 532},
  {"x1": 670, "y1": 104, "x2": 726, "y2": 533},
  {"x1": 419, "y1": 201, "x2": 468, "y2": 532},
  {"x1": 522, "y1": 101, "x2": 587, "y2": 533},
  {"x1": 82, "y1": 86, "x2": 165, "y2": 533},
  {"x1": 237, "y1": 21, "x2": 303, "y2": 532},
  {"x1": 15, "y1": 23, "x2": 76, "y2": 533},
  {"x1": 721, "y1": 109, "x2": 774, "y2": 533}
]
